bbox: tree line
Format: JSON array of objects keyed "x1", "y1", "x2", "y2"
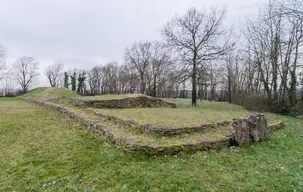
[{"x1": 1, "y1": 0, "x2": 303, "y2": 115}]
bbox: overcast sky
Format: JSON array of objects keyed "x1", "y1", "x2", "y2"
[{"x1": 0, "y1": 0, "x2": 260, "y2": 87}]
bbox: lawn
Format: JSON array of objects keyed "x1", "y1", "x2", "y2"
[
  {"x1": 0, "y1": 98, "x2": 302, "y2": 191},
  {"x1": 38, "y1": 99, "x2": 231, "y2": 146},
  {"x1": 90, "y1": 100, "x2": 252, "y2": 128}
]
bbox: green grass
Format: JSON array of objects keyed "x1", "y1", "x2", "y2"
[
  {"x1": 0, "y1": 97, "x2": 20, "y2": 102},
  {"x1": 24, "y1": 87, "x2": 78, "y2": 98},
  {"x1": 42, "y1": 101, "x2": 230, "y2": 146},
  {"x1": 82, "y1": 94, "x2": 150, "y2": 100},
  {"x1": 90, "y1": 100, "x2": 251, "y2": 128},
  {"x1": 0, "y1": 99, "x2": 302, "y2": 191}
]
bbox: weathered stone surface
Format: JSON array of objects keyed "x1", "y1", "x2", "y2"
[
  {"x1": 257, "y1": 114, "x2": 269, "y2": 140},
  {"x1": 268, "y1": 121, "x2": 284, "y2": 132},
  {"x1": 230, "y1": 117, "x2": 251, "y2": 146},
  {"x1": 248, "y1": 115, "x2": 260, "y2": 141},
  {"x1": 230, "y1": 114, "x2": 272, "y2": 146},
  {"x1": 247, "y1": 114, "x2": 269, "y2": 141},
  {"x1": 216, "y1": 120, "x2": 229, "y2": 126}
]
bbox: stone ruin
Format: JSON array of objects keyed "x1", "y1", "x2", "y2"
[
  {"x1": 229, "y1": 114, "x2": 269, "y2": 146},
  {"x1": 22, "y1": 97, "x2": 284, "y2": 154},
  {"x1": 50, "y1": 96, "x2": 176, "y2": 109}
]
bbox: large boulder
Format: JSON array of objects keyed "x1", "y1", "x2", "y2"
[
  {"x1": 229, "y1": 117, "x2": 250, "y2": 146},
  {"x1": 229, "y1": 114, "x2": 269, "y2": 146}
]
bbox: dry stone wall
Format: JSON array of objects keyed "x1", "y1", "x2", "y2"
[
  {"x1": 22, "y1": 97, "x2": 284, "y2": 154},
  {"x1": 50, "y1": 96, "x2": 176, "y2": 109},
  {"x1": 22, "y1": 97, "x2": 229, "y2": 154},
  {"x1": 86, "y1": 108, "x2": 230, "y2": 136}
]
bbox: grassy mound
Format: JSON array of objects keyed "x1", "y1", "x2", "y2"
[
  {"x1": 24, "y1": 87, "x2": 78, "y2": 98},
  {"x1": 25, "y1": 89, "x2": 174, "y2": 108},
  {"x1": 83, "y1": 94, "x2": 150, "y2": 100},
  {"x1": 53, "y1": 96, "x2": 176, "y2": 109}
]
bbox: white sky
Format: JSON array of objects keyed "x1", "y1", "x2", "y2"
[{"x1": 0, "y1": 0, "x2": 260, "y2": 87}]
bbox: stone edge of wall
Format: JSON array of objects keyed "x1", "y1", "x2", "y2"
[
  {"x1": 268, "y1": 121, "x2": 284, "y2": 132},
  {"x1": 50, "y1": 96, "x2": 176, "y2": 109},
  {"x1": 22, "y1": 97, "x2": 284, "y2": 154},
  {"x1": 86, "y1": 110, "x2": 284, "y2": 136},
  {"x1": 85, "y1": 108, "x2": 230, "y2": 136},
  {"x1": 22, "y1": 97, "x2": 230, "y2": 154}
]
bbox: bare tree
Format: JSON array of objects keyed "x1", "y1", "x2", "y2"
[
  {"x1": 57, "y1": 72, "x2": 64, "y2": 88},
  {"x1": 88, "y1": 66, "x2": 103, "y2": 95},
  {"x1": 102, "y1": 62, "x2": 119, "y2": 94},
  {"x1": 45, "y1": 63, "x2": 64, "y2": 87},
  {"x1": 12, "y1": 57, "x2": 40, "y2": 93},
  {"x1": 162, "y1": 7, "x2": 234, "y2": 106},
  {"x1": 243, "y1": 0, "x2": 303, "y2": 112},
  {"x1": 124, "y1": 42, "x2": 151, "y2": 94},
  {"x1": 118, "y1": 64, "x2": 138, "y2": 94},
  {"x1": 149, "y1": 42, "x2": 172, "y2": 97},
  {"x1": 221, "y1": 49, "x2": 251, "y2": 103},
  {"x1": 0, "y1": 45, "x2": 7, "y2": 81}
]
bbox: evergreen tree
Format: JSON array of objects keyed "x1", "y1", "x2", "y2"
[
  {"x1": 77, "y1": 71, "x2": 86, "y2": 95},
  {"x1": 70, "y1": 72, "x2": 77, "y2": 91},
  {"x1": 64, "y1": 72, "x2": 69, "y2": 89}
]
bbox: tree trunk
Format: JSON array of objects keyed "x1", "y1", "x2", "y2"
[
  {"x1": 228, "y1": 74, "x2": 232, "y2": 103},
  {"x1": 23, "y1": 86, "x2": 27, "y2": 93},
  {"x1": 192, "y1": 53, "x2": 197, "y2": 106},
  {"x1": 140, "y1": 75, "x2": 145, "y2": 94},
  {"x1": 153, "y1": 75, "x2": 157, "y2": 97}
]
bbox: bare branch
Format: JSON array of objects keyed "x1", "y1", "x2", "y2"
[
  {"x1": 12, "y1": 56, "x2": 40, "y2": 93},
  {"x1": 45, "y1": 63, "x2": 64, "y2": 87}
]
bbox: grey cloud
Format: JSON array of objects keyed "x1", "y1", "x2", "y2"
[{"x1": 0, "y1": 0, "x2": 259, "y2": 86}]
